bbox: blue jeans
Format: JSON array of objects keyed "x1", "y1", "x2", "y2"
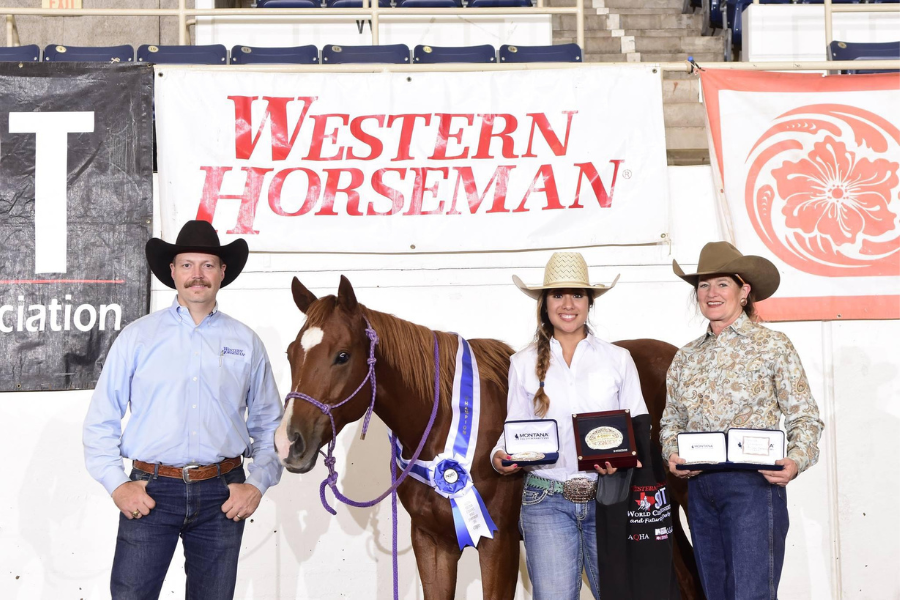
[
  {"x1": 688, "y1": 470, "x2": 789, "y2": 600},
  {"x1": 110, "y1": 467, "x2": 246, "y2": 600},
  {"x1": 519, "y1": 478, "x2": 600, "y2": 600}
]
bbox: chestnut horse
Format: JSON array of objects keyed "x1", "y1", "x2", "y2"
[{"x1": 276, "y1": 276, "x2": 703, "y2": 600}]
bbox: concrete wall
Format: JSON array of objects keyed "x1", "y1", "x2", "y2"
[{"x1": 1, "y1": 166, "x2": 897, "y2": 599}]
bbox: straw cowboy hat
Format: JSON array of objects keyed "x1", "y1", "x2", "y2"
[
  {"x1": 513, "y1": 252, "x2": 620, "y2": 300},
  {"x1": 672, "y1": 241, "x2": 780, "y2": 301},
  {"x1": 145, "y1": 220, "x2": 249, "y2": 289}
]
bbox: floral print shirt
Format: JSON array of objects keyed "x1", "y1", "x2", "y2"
[{"x1": 659, "y1": 313, "x2": 823, "y2": 473}]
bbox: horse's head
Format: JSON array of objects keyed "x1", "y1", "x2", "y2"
[{"x1": 275, "y1": 275, "x2": 376, "y2": 474}]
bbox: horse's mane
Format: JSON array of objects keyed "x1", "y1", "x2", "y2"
[{"x1": 362, "y1": 306, "x2": 514, "y2": 409}]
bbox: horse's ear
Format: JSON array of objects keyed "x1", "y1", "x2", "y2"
[
  {"x1": 337, "y1": 275, "x2": 359, "y2": 313},
  {"x1": 291, "y1": 277, "x2": 317, "y2": 314}
]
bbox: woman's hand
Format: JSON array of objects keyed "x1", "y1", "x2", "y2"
[
  {"x1": 761, "y1": 457, "x2": 798, "y2": 486},
  {"x1": 492, "y1": 450, "x2": 521, "y2": 475},
  {"x1": 669, "y1": 453, "x2": 700, "y2": 478},
  {"x1": 594, "y1": 460, "x2": 642, "y2": 476}
]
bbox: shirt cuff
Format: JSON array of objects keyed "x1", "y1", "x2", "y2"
[
  {"x1": 103, "y1": 470, "x2": 131, "y2": 496},
  {"x1": 787, "y1": 448, "x2": 809, "y2": 473}
]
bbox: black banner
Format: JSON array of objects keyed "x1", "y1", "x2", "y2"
[{"x1": 0, "y1": 63, "x2": 153, "y2": 391}]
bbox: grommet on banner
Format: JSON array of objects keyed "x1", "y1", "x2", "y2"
[{"x1": 687, "y1": 56, "x2": 705, "y2": 74}]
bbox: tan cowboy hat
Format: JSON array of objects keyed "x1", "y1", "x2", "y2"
[
  {"x1": 513, "y1": 252, "x2": 620, "y2": 300},
  {"x1": 145, "y1": 220, "x2": 248, "y2": 289},
  {"x1": 672, "y1": 241, "x2": 780, "y2": 301}
]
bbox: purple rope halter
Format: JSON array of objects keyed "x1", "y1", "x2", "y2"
[{"x1": 284, "y1": 318, "x2": 442, "y2": 600}]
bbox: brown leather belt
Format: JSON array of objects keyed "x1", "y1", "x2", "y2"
[{"x1": 133, "y1": 457, "x2": 242, "y2": 483}]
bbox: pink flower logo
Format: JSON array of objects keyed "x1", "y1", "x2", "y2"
[
  {"x1": 773, "y1": 136, "x2": 898, "y2": 246},
  {"x1": 744, "y1": 104, "x2": 900, "y2": 277}
]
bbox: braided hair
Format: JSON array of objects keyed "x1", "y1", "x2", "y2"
[{"x1": 532, "y1": 289, "x2": 594, "y2": 417}]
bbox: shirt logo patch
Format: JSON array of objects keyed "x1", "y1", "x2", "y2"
[{"x1": 223, "y1": 346, "x2": 246, "y2": 357}]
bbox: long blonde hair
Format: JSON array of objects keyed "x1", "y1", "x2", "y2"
[{"x1": 531, "y1": 290, "x2": 593, "y2": 418}]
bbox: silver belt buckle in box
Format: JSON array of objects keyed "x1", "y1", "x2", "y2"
[{"x1": 562, "y1": 477, "x2": 596, "y2": 503}]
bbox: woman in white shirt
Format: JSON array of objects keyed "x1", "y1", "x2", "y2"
[{"x1": 492, "y1": 252, "x2": 648, "y2": 600}]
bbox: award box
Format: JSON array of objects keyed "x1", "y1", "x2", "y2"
[
  {"x1": 676, "y1": 429, "x2": 785, "y2": 471},
  {"x1": 571, "y1": 409, "x2": 638, "y2": 471},
  {"x1": 501, "y1": 419, "x2": 559, "y2": 467}
]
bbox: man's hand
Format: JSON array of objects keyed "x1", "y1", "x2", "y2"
[
  {"x1": 668, "y1": 453, "x2": 700, "y2": 479},
  {"x1": 222, "y1": 483, "x2": 262, "y2": 522},
  {"x1": 112, "y1": 480, "x2": 156, "y2": 519},
  {"x1": 761, "y1": 458, "x2": 798, "y2": 487},
  {"x1": 491, "y1": 450, "x2": 522, "y2": 475}
]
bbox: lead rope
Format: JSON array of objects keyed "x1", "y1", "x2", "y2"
[{"x1": 285, "y1": 326, "x2": 441, "y2": 600}]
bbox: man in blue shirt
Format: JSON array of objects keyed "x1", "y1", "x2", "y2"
[{"x1": 83, "y1": 220, "x2": 283, "y2": 600}]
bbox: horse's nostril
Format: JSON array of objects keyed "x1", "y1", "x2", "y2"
[{"x1": 289, "y1": 431, "x2": 300, "y2": 443}]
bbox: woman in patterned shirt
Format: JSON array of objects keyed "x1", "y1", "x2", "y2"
[{"x1": 659, "y1": 241, "x2": 823, "y2": 600}]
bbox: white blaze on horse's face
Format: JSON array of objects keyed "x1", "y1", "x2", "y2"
[
  {"x1": 301, "y1": 326, "x2": 324, "y2": 355},
  {"x1": 275, "y1": 398, "x2": 294, "y2": 462}
]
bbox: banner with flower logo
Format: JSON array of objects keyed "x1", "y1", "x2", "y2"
[{"x1": 700, "y1": 69, "x2": 900, "y2": 321}]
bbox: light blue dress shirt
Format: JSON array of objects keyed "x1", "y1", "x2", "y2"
[{"x1": 84, "y1": 297, "x2": 284, "y2": 496}]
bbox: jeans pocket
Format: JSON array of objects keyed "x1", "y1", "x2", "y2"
[{"x1": 522, "y1": 488, "x2": 548, "y2": 506}]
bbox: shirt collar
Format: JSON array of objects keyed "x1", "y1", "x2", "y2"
[
  {"x1": 701, "y1": 312, "x2": 752, "y2": 344},
  {"x1": 550, "y1": 332, "x2": 596, "y2": 350},
  {"x1": 170, "y1": 296, "x2": 219, "y2": 325}
]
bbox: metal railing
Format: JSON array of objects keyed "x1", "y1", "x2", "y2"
[{"x1": 3, "y1": 0, "x2": 586, "y2": 50}]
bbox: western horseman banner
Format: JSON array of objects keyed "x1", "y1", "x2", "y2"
[
  {"x1": 154, "y1": 66, "x2": 669, "y2": 252},
  {"x1": 701, "y1": 69, "x2": 900, "y2": 321},
  {"x1": 0, "y1": 63, "x2": 154, "y2": 391}
]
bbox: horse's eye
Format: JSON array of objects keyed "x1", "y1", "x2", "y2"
[{"x1": 334, "y1": 351, "x2": 350, "y2": 365}]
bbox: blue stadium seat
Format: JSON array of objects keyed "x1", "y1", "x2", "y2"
[
  {"x1": 0, "y1": 44, "x2": 40, "y2": 62},
  {"x1": 499, "y1": 43, "x2": 582, "y2": 62},
  {"x1": 43, "y1": 44, "x2": 133, "y2": 63},
  {"x1": 322, "y1": 44, "x2": 410, "y2": 64},
  {"x1": 397, "y1": 0, "x2": 460, "y2": 6},
  {"x1": 257, "y1": 0, "x2": 321, "y2": 7},
  {"x1": 830, "y1": 40, "x2": 900, "y2": 73},
  {"x1": 413, "y1": 44, "x2": 496, "y2": 63},
  {"x1": 137, "y1": 44, "x2": 228, "y2": 65},
  {"x1": 231, "y1": 45, "x2": 319, "y2": 64},
  {"x1": 470, "y1": 0, "x2": 532, "y2": 5},
  {"x1": 710, "y1": 0, "x2": 724, "y2": 29},
  {"x1": 327, "y1": 0, "x2": 391, "y2": 6}
]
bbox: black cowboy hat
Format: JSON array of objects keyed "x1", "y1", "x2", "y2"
[{"x1": 145, "y1": 220, "x2": 248, "y2": 289}]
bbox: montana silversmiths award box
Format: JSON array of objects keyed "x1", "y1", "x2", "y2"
[
  {"x1": 501, "y1": 419, "x2": 560, "y2": 467},
  {"x1": 572, "y1": 409, "x2": 638, "y2": 471},
  {"x1": 676, "y1": 429, "x2": 785, "y2": 471}
]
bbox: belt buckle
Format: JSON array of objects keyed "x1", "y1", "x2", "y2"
[
  {"x1": 182, "y1": 463, "x2": 201, "y2": 483},
  {"x1": 563, "y1": 477, "x2": 596, "y2": 503}
]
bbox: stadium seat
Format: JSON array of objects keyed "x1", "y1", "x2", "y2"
[
  {"x1": 397, "y1": 0, "x2": 460, "y2": 6},
  {"x1": 137, "y1": 44, "x2": 228, "y2": 65},
  {"x1": 43, "y1": 44, "x2": 133, "y2": 63},
  {"x1": 322, "y1": 44, "x2": 410, "y2": 64},
  {"x1": 230, "y1": 45, "x2": 319, "y2": 64},
  {"x1": 0, "y1": 45, "x2": 40, "y2": 62},
  {"x1": 470, "y1": 0, "x2": 532, "y2": 6},
  {"x1": 326, "y1": 0, "x2": 392, "y2": 6},
  {"x1": 830, "y1": 40, "x2": 900, "y2": 73},
  {"x1": 499, "y1": 43, "x2": 582, "y2": 62},
  {"x1": 413, "y1": 44, "x2": 496, "y2": 63},
  {"x1": 257, "y1": 0, "x2": 321, "y2": 7},
  {"x1": 710, "y1": 0, "x2": 724, "y2": 28}
]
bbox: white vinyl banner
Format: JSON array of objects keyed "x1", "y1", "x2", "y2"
[{"x1": 155, "y1": 66, "x2": 669, "y2": 253}]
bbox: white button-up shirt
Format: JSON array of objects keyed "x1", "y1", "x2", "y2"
[{"x1": 494, "y1": 334, "x2": 648, "y2": 482}]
